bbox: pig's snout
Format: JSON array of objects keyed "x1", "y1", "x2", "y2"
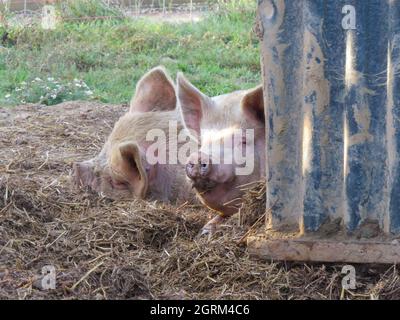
[
  {"x1": 72, "y1": 161, "x2": 99, "y2": 191},
  {"x1": 185, "y1": 152, "x2": 212, "y2": 180},
  {"x1": 72, "y1": 162, "x2": 85, "y2": 186}
]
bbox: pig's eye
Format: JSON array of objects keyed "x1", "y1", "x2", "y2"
[
  {"x1": 111, "y1": 178, "x2": 128, "y2": 190},
  {"x1": 241, "y1": 136, "x2": 247, "y2": 145}
]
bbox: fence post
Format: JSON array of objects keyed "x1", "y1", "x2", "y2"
[{"x1": 190, "y1": 0, "x2": 193, "y2": 22}]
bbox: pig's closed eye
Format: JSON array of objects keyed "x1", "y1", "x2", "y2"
[{"x1": 110, "y1": 178, "x2": 128, "y2": 190}]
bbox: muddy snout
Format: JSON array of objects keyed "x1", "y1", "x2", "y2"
[
  {"x1": 72, "y1": 161, "x2": 100, "y2": 191},
  {"x1": 185, "y1": 152, "x2": 217, "y2": 191},
  {"x1": 72, "y1": 162, "x2": 84, "y2": 186},
  {"x1": 185, "y1": 152, "x2": 212, "y2": 180}
]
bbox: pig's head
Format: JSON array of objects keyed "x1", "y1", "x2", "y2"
[
  {"x1": 72, "y1": 138, "x2": 151, "y2": 200},
  {"x1": 177, "y1": 73, "x2": 265, "y2": 216},
  {"x1": 73, "y1": 66, "x2": 179, "y2": 200}
]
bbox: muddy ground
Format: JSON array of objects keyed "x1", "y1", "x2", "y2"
[{"x1": 0, "y1": 101, "x2": 399, "y2": 300}]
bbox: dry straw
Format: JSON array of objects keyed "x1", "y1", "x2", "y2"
[{"x1": 1, "y1": 101, "x2": 399, "y2": 299}]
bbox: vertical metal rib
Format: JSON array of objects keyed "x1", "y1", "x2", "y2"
[
  {"x1": 261, "y1": 0, "x2": 305, "y2": 229},
  {"x1": 361, "y1": 0, "x2": 390, "y2": 229},
  {"x1": 300, "y1": 0, "x2": 328, "y2": 232},
  {"x1": 387, "y1": 0, "x2": 400, "y2": 233},
  {"x1": 300, "y1": 1, "x2": 345, "y2": 231}
]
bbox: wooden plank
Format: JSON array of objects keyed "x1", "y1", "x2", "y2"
[{"x1": 247, "y1": 235, "x2": 400, "y2": 264}]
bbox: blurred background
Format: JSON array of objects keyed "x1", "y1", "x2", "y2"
[{"x1": 0, "y1": 0, "x2": 259, "y2": 107}]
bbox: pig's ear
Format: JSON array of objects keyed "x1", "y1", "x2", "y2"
[
  {"x1": 130, "y1": 66, "x2": 176, "y2": 113},
  {"x1": 177, "y1": 73, "x2": 211, "y2": 139},
  {"x1": 118, "y1": 142, "x2": 149, "y2": 198},
  {"x1": 241, "y1": 85, "x2": 265, "y2": 125}
]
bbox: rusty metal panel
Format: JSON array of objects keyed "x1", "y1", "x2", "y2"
[{"x1": 258, "y1": 0, "x2": 400, "y2": 237}]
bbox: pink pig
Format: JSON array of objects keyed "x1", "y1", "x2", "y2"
[
  {"x1": 73, "y1": 67, "x2": 194, "y2": 203},
  {"x1": 177, "y1": 73, "x2": 266, "y2": 234}
]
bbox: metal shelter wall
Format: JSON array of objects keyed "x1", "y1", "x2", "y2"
[{"x1": 258, "y1": 0, "x2": 400, "y2": 234}]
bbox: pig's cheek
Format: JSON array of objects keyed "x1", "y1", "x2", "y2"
[
  {"x1": 145, "y1": 165, "x2": 157, "y2": 185},
  {"x1": 209, "y1": 165, "x2": 235, "y2": 184}
]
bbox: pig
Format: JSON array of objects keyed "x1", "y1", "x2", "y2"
[
  {"x1": 177, "y1": 73, "x2": 265, "y2": 234},
  {"x1": 73, "y1": 67, "x2": 194, "y2": 203}
]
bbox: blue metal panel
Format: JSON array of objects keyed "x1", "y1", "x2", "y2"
[
  {"x1": 261, "y1": 0, "x2": 304, "y2": 227},
  {"x1": 259, "y1": 0, "x2": 400, "y2": 234},
  {"x1": 362, "y1": 0, "x2": 390, "y2": 227},
  {"x1": 317, "y1": 0, "x2": 347, "y2": 229},
  {"x1": 388, "y1": 1, "x2": 400, "y2": 233},
  {"x1": 302, "y1": 0, "x2": 346, "y2": 231},
  {"x1": 344, "y1": 0, "x2": 371, "y2": 231}
]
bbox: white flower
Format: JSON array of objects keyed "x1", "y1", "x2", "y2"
[
  {"x1": 5, "y1": 94, "x2": 11, "y2": 99},
  {"x1": 75, "y1": 83, "x2": 82, "y2": 88},
  {"x1": 21, "y1": 81, "x2": 27, "y2": 85},
  {"x1": 85, "y1": 90, "x2": 93, "y2": 95},
  {"x1": 34, "y1": 77, "x2": 42, "y2": 82},
  {"x1": 15, "y1": 88, "x2": 21, "y2": 92},
  {"x1": 51, "y1": 94, "x2": 57, "y2": 99},
  {"x1": 47, "y1": 77, "x2": 54, "y2": 82}
]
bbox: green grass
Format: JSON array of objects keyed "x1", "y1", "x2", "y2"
[{"x1": 0, "y1": 1, "x2": 260, "y2": 106}]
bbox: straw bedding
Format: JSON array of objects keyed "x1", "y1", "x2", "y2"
[{"x1": 1, "y1": 101, "x2": 399, "y2": 300}]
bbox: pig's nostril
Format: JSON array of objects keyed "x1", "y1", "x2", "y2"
[
  {"x1": 200, "y1": 162, "x2": 210, "y2": 176},
  {"x1": 185, "y1": 162, "x2": 196, "y2": 178}
]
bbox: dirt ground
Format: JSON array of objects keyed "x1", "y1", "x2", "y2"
[{"x1": 1, "y1": 101, "x2": 400, "y2": 300}]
